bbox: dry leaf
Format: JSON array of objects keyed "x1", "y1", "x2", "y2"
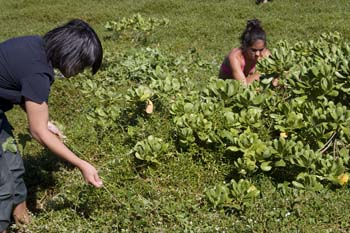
[{"x1": 145, "y1": 100, "x2": 154, "y2": 114}]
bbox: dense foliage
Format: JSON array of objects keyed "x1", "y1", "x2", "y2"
[{"x1": 74, "y1": 24, "x2": 350, "y2": 216}]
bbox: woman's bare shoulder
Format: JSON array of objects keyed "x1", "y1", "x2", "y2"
[
  {"x1": 229, "y1": 47, "x2": 242, "y2": 55},
  {"x1": 228, "y1": 47, "x2": 243, "y2": 60}
]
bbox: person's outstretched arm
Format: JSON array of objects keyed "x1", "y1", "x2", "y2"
[{"x1": 24, "y1": 98, "x2": 103, "y2": 188}]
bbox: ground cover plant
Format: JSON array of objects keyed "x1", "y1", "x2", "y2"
[{"x1": 2, "y1": 0, "x2": 350, "y2": 232}]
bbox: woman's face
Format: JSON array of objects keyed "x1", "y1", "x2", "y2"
[{"x1": 245, "y1": 39, "x2": 266, "y2": 61}]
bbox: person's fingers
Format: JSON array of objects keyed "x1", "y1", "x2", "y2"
[
  {"x1": 48, "y1": 121, "x2": 66, "y2": 140},
  {"x1": 48, "y1": 122, "x2": 57, "y2": 133},
  {"x1": 94, "y1": 173, "x2": 103, "y2": 187},
  {"x1": 79, "y1": 161, "x2": 102, "y2": 188},
  {"x1": 48, "y1": 122, "x2": 59, "y2": 134},
  {"x1": 57, "y1": 131, "x2": 66, "y2": 140},
  {"x1": 90, "y1": 173, "x2": 103, "y2": 188}
]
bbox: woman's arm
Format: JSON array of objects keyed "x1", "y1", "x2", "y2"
[
  {"x1": 24, "y1": 98, "x2": 103, "y2": 188},
  {"x1": 228, "y1": 51, "x2": 248, "y2": 85},
  {"x1": 228, "y1": 50, "x2": 259, "y2": 86}
]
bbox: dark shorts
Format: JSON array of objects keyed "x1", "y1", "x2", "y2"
[{"x1": 0, "y1": 111, "x2": 27, "y2": 231}]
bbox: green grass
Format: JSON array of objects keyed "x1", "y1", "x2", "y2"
[
  {"x1": 2, "y1": 0, "x2": 350, "y2": 57},
  {"x1": 2, "y1": 0, "x2": 350, "y2": 232}
]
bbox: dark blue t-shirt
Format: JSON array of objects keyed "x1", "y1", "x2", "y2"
[{"x1": 0, "y1": 36, "x2": 54, "y2": 111}]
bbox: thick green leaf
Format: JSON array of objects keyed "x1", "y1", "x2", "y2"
[
  {"x1": 260, "y1": 161, "x2": 272, "y2": 172},
  {"x1": 2, "y1": 137, "x2": 17, "y2": 153}
]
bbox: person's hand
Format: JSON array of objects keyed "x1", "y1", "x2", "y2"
[
  {"x1": 48, "y1": 121, "x2": 66, "y2": 140},
  {"x1": 78, "y1": 160, "x2": 103, "y2": 188}
]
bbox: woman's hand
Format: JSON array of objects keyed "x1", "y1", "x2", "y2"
[
  {"x1": 245, "y1": 73, "x2": 260, "y2": 85},
  {"x1": 47, "y1": 121, "x2": 66, "y2": 140},
  {"x1": 78, "y1": 160, "x2": 103, "y2": 188}
]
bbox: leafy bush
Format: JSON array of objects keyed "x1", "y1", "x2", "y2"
[
  {"x1": 77, "y1": 31, "x2": 350, "y2": 214},
  {"x1": 131, "y1": 135, "x2": 170, "y2": 165},
  {"x1": 206, "y1": 179, "x2": 260, "y2": 211}
]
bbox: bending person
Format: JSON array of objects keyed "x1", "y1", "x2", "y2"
[
  {"x1": 0, "y1": 19, "x2": 103, "y2": 233},
  {"x1": 219, "y1": 19, "x2": 271, "y2": 85}
]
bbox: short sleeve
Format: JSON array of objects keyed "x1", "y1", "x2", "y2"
[{"x1": 21, "y1": 73, "x2": 51, "y2": 104}]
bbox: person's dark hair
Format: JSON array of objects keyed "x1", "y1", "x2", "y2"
[
  {"x1": 239, "y1": 19, "x2": 266, "y2": 50},
  {"x1": 43, "y1": 19, "x2": 103, "y2": 77}
]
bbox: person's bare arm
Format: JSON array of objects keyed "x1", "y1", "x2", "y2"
[
  {"x1": 228, "y1": 50, "x2": 259, "y2": 86},
  {"x1": 24, "y1": 99, "x2": 103, "y2": 187},
  {"x1": 228, "y1": 51, "x2": 248, "y2": 85}
]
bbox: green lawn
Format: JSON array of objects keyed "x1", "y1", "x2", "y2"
[
  {"x1": 1, "y1": 0, "x2": 350, "y2": 56},
  {"x1": 2, "y1": 1, "x2": 350, "y2": 232}
]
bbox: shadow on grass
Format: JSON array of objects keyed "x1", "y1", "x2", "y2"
[
  {"x1": 18, "y1": 133, "x2": 105, "y2": 221},
  {"x1": 18, "y1": 133, "x2": 65, "y2": 214}
]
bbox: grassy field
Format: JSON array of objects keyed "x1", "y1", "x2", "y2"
[
  {"x1": 2, "y1": 0, "x2": 350, "y2": 232},
  {"x1": 1, "y1": 0, "x2": 350, "y2": 56}
]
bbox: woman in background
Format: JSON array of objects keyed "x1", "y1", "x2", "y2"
[{"x1": 219, "y1": 19, "x2": 272, "y2": 86}]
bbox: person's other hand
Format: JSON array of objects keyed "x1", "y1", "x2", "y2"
[
  {"x1": 47, "y1": 121, "x2": 66, "y2": 140},
  {"x1": 78, "y1": 160, "x2": 103, "y2": 188}
]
